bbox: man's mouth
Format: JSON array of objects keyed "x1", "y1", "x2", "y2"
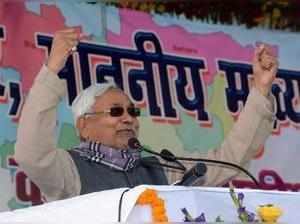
[{"x1": 117, "y1": 129, "x2": 136, "y2": 137}]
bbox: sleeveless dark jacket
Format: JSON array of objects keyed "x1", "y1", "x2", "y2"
[{"x1": 68, "y1": 150, "x2": 168, "y2": 195}]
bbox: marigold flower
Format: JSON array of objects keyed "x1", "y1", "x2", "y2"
[
  {"x1": 152, "y1": 206, "x2": 166, "y2": 216},
  {"x1": 152, "y1": 198, "x2": 165, "y2": 207},
  {"x1": 144, "y1": 189, "x2": 158, "y2": 197},
  {"x1": 136, "y1": 195, "x2": 149, "y2": 205},
  {"x1": 153, "y1": 214, "x2": 168, "y2": 222},
  {"x1": 136, "y1": 188, "x2": 168, "y2": 223}
]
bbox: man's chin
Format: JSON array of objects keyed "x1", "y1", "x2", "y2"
[{"x1": 117, "y1": 135, "x2": 137, "y2": 149}]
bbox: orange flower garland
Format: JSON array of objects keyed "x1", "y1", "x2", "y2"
[{"x1": 136, "y1": 188, "x2": 168, "y2": 223}]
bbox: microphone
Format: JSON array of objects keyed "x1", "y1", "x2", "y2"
[
  {"x1": 128, "y1": 137, "x2": 160, "y2": 157},
  {"x1": 128, "y1": 138, "x2": 260, "y2": 188},
  {"x1": 160, "y1": 149, "x2": 177, "y2": 162},
  {"x1": 174, "y1": 155, "x2": 259, "y2": 187},
  {"x1": 128, "y1": 137, "x2": 142, "y2": 150},
  {"x1": 174, "y1": 162, "x2": 207, "y2": 186},
  {"x1": 128, "y1": 138, "x2": 186, "y2": 171}
]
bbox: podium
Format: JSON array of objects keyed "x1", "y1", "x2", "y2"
[{"x1": 0, "y1": 185, "x2": 299, "y2": 223}]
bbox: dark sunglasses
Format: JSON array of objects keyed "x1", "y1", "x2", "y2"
[{"x1": 85, "y1": 106, "x2": 141, "y2": 117}]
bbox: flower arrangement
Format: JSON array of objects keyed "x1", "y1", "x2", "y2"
[
  {"x1": 181, "y1": 207, "x2": 224, "y2": 223},
  {"x1": 229, "y1": 185, "x2": 283, "y2": 223},
  {"x1": 136, "y1": 187, "x2": 283, "y2": 223},
  {"x1": 136, "y1": 188, "x2": 168, "y2": 222},
  {"x1": 229, "y1": 185, "x2": 256, "y2": 222},
  {"x1": 181, "y1": 185, "x2": 283, "y2": 223}
]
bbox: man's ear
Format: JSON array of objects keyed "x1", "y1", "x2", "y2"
[{"x1": 76, "y1": 116, "x2": 87, "y2": 139}]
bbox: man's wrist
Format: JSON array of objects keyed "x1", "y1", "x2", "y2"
[
  {"x1": 254, "y1": 85, "x2": 270, "y2": 97},
  {"x1": 45, "y1": 58, "x2": 61, "y2": 75}
]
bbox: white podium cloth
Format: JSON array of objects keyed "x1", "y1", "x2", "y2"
[
  {"x1": 0, "y1": 187, "x2": 144, "y2": 223},
  {"x1": 128, "y1": 186, "x2": 300, "y2": 223},
  {"x1": 0, "y1": 185, "x2": 299, "y2": 223}
]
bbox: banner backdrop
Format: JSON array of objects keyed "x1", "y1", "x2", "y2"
[{"x1": 0, "y1": 2, "x2": 300, "y2": 211}]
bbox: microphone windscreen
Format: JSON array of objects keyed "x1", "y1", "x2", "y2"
[
  {"x1": 194, "y1": 162, "x2": 207, "y2": 176},
  {"x1": 128, "y1": 137, "x2": 141, "y2": 149},
  {"x1": 176, "y1": 162, "x2": 207, "y2": 186},
  {"x1": 160, "y1": 149, "x2": 177, "y2": 162}
]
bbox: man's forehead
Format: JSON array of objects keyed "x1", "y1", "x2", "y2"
[{"x1": 94, "y1": 89, "x2": 133, "y2": 106}]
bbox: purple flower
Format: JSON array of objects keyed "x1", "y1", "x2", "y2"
[
  {"x1": 238, "y1": 206, "x2": 256, "y2": 222},
  {"x1": 238, "y1": 206, "x2": 246, "y2": 214},
  {"x1": 230, "y1": 186, "x2": 257, "y2": 223},
  {"x1": 181, "y1": 208, "x2": 207, "y2": 223},
  {"x1": 247, "y1": 212, "x2": 256, "y2": 222},
  {"x1": 238, "y1": 193, "x2": 244, "y2": 202},
  {"x1": 195, "y1": 213, "x2": 206, "y2": 222},
  {"x1": 181, "y1": 208, "x2": 189, "y2": 216},
  {"x1": 181, "y1": 208, "x2": 193, "y2": 222}
]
